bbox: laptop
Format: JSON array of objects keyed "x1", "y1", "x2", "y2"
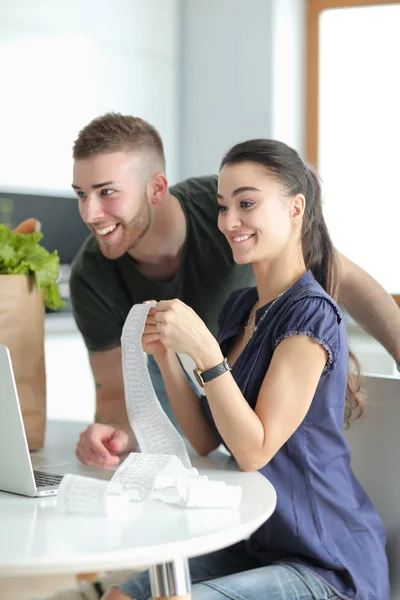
[{"x1": 0, "y1": 344, "x2": 64, "y2": 497}]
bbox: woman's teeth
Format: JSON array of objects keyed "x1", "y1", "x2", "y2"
[{"x1": 232, "y1": 234, "x2": 252, "y2": 243}]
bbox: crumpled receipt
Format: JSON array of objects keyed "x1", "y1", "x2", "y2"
[
  {"x1": 57, "y1": 474, "x2": 129, "y2": 517},
  {"x1": 57, "y1": 304, "x2": 242, "y2": 516},
  {"x1": 110, "y1": 452, "x2": 199, "y2": 500}
]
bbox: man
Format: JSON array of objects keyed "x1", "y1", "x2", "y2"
[{"x1": 70, "y1": 112, "x2": 400, "y2": 468}]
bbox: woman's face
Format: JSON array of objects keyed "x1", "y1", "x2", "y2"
[{"x1": 217, "y1": 161, "x2": 302, "y2": 266}]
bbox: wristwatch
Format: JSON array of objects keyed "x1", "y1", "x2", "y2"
[{"x1": 193, "y1": 358, "x2": 232, "y2": 388}]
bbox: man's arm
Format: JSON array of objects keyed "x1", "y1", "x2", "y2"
[
  {"x1": 89, "y1": 346, "x2": 130, "y2": 430},
  {"x1": 337, "y1": 251, "x2": 400, "y2": 363},
  {"x1": 75, "y1": 347, "x2": 137, "y2": 467}
]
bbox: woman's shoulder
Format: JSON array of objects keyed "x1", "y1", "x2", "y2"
[
  {"x1": 285, "y1": 271, "x2": 343, "y2": 322},
  {"x1": 272, "y1": 272, "x2": 346, "y2": 371}
]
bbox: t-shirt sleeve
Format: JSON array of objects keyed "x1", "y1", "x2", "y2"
[
  {"x1": 170, "y1": 175, "x2": 218, "y2": 201},
  {"x1": 272, "y1": 296, "x2": 343, "y2": 372},
  {"x1": 69, "y1": 267, "x2": 122, "y2": 353}
]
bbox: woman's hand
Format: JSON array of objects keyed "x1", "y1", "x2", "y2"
[
  {"x1": 149, "y1": 299, "x2": 223, "y2": 370},
  {"x1": 142, "y1": 302, "x2": 170, "y2": 359}
]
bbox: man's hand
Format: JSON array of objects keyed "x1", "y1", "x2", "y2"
[
  {"x1": 81, "y1": 347, "x2": 137, "y2": 467},
  {"x1": 76, "y1": 423, "x2": 131, "y2": 467}
]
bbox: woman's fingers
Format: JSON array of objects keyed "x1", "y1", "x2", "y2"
[
  {"x1": 142, "y1": 332, "x2": 161, "y2": 344},
  {"x1": 145, "y1": 315, "x2": 158, "y2": 326}
]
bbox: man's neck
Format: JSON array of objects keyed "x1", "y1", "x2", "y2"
[{"x1": 128, "y1": 193, "x2": 187, "y2": 280}]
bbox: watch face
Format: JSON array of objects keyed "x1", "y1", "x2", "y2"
[{"x1": 193, "y1": 368, "x2": 205, "y2": 388}]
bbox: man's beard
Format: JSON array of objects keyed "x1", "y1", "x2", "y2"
[{"x1": 97, "y1": 195, "x2": 152, "y2": 260}]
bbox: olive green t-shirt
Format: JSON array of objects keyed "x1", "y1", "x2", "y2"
[{"x1": 70, "y1": 175, "x2": 254, "y2": 352}]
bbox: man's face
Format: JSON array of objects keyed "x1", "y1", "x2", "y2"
[{"x1": 72, "y1": 151, "x2": 152, "y2": 260}]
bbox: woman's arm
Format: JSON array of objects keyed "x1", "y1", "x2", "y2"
[
  {"x1": 194, "y1": 335, "x2": 327, "y2": 471},
  {"x1": 155, "y1": 352, "x2": 220, "y2": 455},
  {"x1": 151, "y1": 299, "x2": 327, "y2": 471},
  {"x1": 337, "y1": 251, "x2": 400, "y2": 363}
]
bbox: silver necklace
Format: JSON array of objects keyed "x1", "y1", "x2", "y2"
[{"x1": 244, "y1": 287, "x2": 289, "y2": 346}]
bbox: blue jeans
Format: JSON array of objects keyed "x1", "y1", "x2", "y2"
[
  {"x1": 147, "y1": 354, "x2": 199, "y2": 432},
  {"x1": 118, "y1": 542, "x2": 341, "y2": 599},
  {"x1": 147, "y1": 355, "x2": 177, "y2": 426}
]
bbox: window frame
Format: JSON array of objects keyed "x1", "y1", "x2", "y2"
[
  {"x1": 306, "y1": 0, "x2": 400, "y2": 169},
  {"x1": 306, "y1": 0, "x2": 400, "y2": 304}
]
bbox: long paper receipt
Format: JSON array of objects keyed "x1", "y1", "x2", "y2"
[{"x1": 57, "y1": 304, "x2": 242, "y2": 514}]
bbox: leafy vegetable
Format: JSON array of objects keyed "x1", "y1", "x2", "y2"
[{"x1": 0, "y1": 224, "x2": 64, "y2": 310}]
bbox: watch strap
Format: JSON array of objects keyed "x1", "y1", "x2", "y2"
[{"x1": 194, "y1": 358, "x2": 232, "y2": 387}]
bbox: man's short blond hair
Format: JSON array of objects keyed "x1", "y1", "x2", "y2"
[{"x1": 73, "y1": 112, "x2": 166, "y2": 173}]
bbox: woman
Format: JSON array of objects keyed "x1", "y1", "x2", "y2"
[{"x1": 105, "y1": 140, "x2": 389, "y2": 600}]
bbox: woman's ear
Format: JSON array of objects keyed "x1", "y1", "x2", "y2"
[
  {"x1": 291, "y1": 193, "x2": 306, "y2": 220},
  {"x1": 148, "y1": 174, "x2": 168, "y2": 205}
]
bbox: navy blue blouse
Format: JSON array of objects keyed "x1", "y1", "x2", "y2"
[{"x1": 201, "y1": 271, "x2": 389, "y2": 600}]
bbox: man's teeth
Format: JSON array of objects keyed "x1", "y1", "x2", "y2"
[
  {"x1": 232, "y1": 234, "x2": 252, "y2": 243},
  {"x1": 97, "y1": 224, "x2": 117, "y2": 236}
]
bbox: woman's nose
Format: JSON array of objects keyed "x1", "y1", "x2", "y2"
[{"x1": 224, "y1": 210, "x2": 242, "y2": 232}]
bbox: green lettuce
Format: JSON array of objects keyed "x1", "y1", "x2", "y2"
[{"x1": 0, "y1": 224, "x2": 64, "y2": 310}]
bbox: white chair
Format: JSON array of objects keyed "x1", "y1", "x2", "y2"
[{"x1": 344, "y1": 374, "x2": 400, "y2": 599}]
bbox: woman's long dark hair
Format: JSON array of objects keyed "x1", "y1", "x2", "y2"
[{"x1": 220, "y1": 139, "x2": 364, "y2": 426}]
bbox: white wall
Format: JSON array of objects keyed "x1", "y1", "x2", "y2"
[
  {"x1": 0, "y1": 0, "x2": 307, "y2": 191},
  {"x1": 180, "y1": 0, "x2": 306, "y2": 178},
  {"x1": 270, "y1": 0, "x2": 306, "y2": 154},
  {"x1": 0, "y1": 0, "x2": 181, "y2": 195}
]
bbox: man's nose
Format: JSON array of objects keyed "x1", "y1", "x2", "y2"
[{"x1": 81, "y1": 196, "x2": 105, "y2": 223}]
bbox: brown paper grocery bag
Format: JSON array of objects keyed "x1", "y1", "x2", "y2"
[{"x1": 0, "y1": 274, "x2": 46, "y2": 450}]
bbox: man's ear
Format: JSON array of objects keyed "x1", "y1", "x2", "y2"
[
  {"x1": 291, "y1": 193, "x2": 306, "y2": 220},
  {"x1": 148, "y1": 174, "x2": 168, "y2": 205}
]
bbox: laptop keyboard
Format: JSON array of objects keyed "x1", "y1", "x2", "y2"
[{"x1": 34, "y1": 470, "x2": 64, "y2": 488}]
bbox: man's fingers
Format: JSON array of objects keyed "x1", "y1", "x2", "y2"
[
  {"x1": 77, "y1": 429, "x2": 112, "y2": 465},
  {"x1": 76, "y1": 441, "x2": 120, "y2": 467},
  {"x1": 90, "y1": 435, "x2": 112, "y2": 461},
  {"x1": 76, "y1": 444, "x2": 101, "y2": 467},
  {"x1": 76, "y1": 424, "x2": 126, "y2": 467},
  {"x1": 107, "y1": 429, "x2": 128, "y2": 453}
]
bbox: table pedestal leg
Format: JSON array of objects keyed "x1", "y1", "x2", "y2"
[
  {"x1": 152, "y1": 596, "x2": 191, "y2": 600},
  {"x1": 149, "y1": 557, "x2": 191, "y2": 599}
]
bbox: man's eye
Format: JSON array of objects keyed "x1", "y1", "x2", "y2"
[
  {"x1": 77, "y1": 191, "x2": 86, "y2": 199},
  {"x1": 101, "y1": 189, "x2": 114, "y2": 196},
  {"x1": 218, "y1": 205, "x2": 228, "y2": 213}
]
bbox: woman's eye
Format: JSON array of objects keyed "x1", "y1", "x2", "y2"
[
  {"x1": 101, "y1": 189, "x2": 114, "y2": 196},
  {"x1": 240, "y1": 200, "x2": 255, "y2": 209},
  {"x1": 218, "y1": 205, "x2": 228, "y2": 214}
]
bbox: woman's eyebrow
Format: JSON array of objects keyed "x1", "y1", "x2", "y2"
[{"x1": 217, "y1": 186, "x2": 261, "y2": 200}]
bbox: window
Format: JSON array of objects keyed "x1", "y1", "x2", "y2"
[{"x1": 307, "y1": 0, "x2": 400, "y2": 296}]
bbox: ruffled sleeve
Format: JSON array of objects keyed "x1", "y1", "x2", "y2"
[{"x1": 272, "y1": 295, "x2": 344, "y2": 372}]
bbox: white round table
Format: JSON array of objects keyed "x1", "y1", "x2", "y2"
[{"x1": 0, "y1": 421, "x2": 277, "y2": 598}]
